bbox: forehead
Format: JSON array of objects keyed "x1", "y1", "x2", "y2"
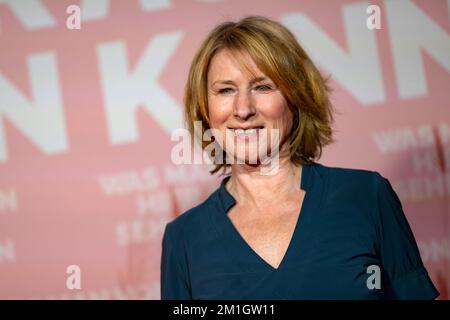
[{"x1": 207, "y1": 48, "x2": 265, "y2": 82}]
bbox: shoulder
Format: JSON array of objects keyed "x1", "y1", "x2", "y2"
[
  {"x1": 314, "y1": 162, "x2": 384, "y2": 192},
  {"x1": 312, "y1": 162, "x2": 390, "y2": 222},
  {"x1": 163, "y1": 185, "x2": 221, "y2": 245},
  {"x1": 315, "y1": 163, "x2": 402, "y2": 226},
  {"x1": 315, "y1": 162, "x2": 381, "y2": 181}
]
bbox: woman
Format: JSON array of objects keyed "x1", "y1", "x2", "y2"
[{"x1": 161, "y1": 16, "x2": 439, "y2": 300}]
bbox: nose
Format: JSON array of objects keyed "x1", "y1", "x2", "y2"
[{"x1": 233, "y1": 91, "x2": 256, "y2": 121}]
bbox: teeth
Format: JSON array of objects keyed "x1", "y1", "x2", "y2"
[{"x1": 234, "y1": 128, "x2": 258, "y2": 135}]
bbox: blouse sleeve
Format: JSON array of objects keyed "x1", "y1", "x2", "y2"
[
  {"x1": 374, "y1": 173, "x2": 439, "y2": 300},
  {"x1": 160, "y1": 222, "x2": 192, "y2": 300}
]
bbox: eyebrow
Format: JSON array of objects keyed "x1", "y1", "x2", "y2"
[{"x1": 211, "y1": 76, "x2": 270, "y2": 86}]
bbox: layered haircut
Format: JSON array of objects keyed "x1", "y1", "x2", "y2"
[{"x1": 184, "y1": 16, "x2": 334, "y2": 175}]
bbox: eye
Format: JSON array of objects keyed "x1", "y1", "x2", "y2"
[
  {"x1": 218, "y1": 87, "x2": 234, "y2": 94},
  {"x1": 254, "y1": 84, "x2": 272, "y2": 92}
]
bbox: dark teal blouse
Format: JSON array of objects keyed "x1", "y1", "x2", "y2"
[{"x1": 161, "y1": 162, "x2": 439, "y2": 300}]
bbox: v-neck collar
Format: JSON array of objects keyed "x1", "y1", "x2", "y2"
[
  {"x1": 218, "y1": 162, "x2": 313, "y2": 212},
  {"x1": 213, "y1": 162, "x2": 325, "y2": 272}
]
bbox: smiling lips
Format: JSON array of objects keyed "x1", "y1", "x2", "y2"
[{"x1": 227, "y1": 126, "x2": 265, "y2": 140}]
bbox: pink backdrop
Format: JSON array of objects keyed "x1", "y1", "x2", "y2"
[{"x1": 0, "y1": 0, "x2": 449, "y2": 299}]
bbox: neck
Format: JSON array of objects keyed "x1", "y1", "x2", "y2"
[{"x1": 226, "y1": 156, "x2": 303, "y2": 209}]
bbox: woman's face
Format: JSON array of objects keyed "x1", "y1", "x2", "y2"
[{"x1": 207, "y1": 48, "x2": 293, "y2": 165}]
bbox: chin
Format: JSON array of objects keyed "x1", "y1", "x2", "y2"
[{"x1": 230, "y1": 148, "x2": 270, "y2": 165}]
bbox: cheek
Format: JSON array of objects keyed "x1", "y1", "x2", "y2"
[
  {"x1": 208, "y1": 97, "x2": 232, "y2": 128},
  {"x1": 258, "y1": 94, "x2": 291, "y2": 123}
]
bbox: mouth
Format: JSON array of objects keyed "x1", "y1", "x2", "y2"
[{"x1": 227, "y1": 126, "x2": 265, "y2": 138}]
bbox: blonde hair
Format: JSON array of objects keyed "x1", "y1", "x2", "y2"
[{"x1": 184, "y1": 16, "x2": 334, "y2": 175}]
